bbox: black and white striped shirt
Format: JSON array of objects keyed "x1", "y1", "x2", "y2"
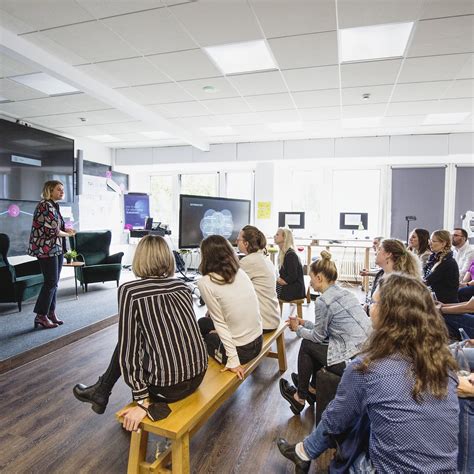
[{"x1": 118, "y1": 277, "x2": 208, "y2": 400}]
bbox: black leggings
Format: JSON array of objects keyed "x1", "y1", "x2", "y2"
[
  {"x1": 297, "y1": 339, "x2": 346, "y2": 399},
  {"x1": 198, "y1": 316, "x2": 262, "y2": 366},
  {"x1": 100, "y1": 344, "x2": 205, "y2": 402}
]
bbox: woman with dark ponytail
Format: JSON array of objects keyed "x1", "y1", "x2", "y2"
[
  {"x1": 237, "y1": 225, "x2": 280, "y2": 332},
  {"x1": 279, "y1": 251, "x2": 372, "y2": 415}
]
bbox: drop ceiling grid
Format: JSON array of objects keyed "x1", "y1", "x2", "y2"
[{"x1": 0, "y1": 0, "x2": 472, "y2": 145}]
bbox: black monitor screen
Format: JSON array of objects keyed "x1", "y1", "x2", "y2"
[
  {"x1": 339, "y1": 212, "x2": 368, "y2": 230},
  {"x1": 278, "y1": 211, "x2": 305, "y2": 229},
  {"x1": 0, "y1": 119, "x2": 74, "y2": 202},
  {"x1": 179, "y1": 194, "x2": 251, "y2": 248}
]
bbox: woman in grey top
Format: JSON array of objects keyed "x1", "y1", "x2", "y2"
[{"x1": 280, "y1": 251, "x2": 372, "y2": 415}]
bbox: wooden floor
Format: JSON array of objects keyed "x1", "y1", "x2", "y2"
[{"x1": 0, "y1": 303, "x2": 322, "y2": 473}]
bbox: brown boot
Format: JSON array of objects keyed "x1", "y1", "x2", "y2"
[
  {"x1": 48, "y1": 311, "x2": 63, "y2": 325},
  {"x1": 34, "y1": 314, "x2": 58, "y2": 329}
]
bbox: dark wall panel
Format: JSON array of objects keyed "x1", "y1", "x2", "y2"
[
  {"x1": 391, "y1": 167, "x2": 446, "y2": 241},
  {"x1": 454, "y1": 166, "x2": 474, "y2": 243}
]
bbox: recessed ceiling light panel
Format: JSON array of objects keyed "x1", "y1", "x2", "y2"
[
  {"x1": 339, "y1": 22, "x2": 414, "y2": 63},
  {"x1": 140, "y1": 131, "x2": 172, "y2": 139},
  {"x1": 200, "y1": 126, "x2": 235, "y2": 136},
  {"x1": 342, "y1": 117, "x2": 382, "y2": 128},
  {"x1": 266, "y1": 121, "x2": 303, "y2": 133},
  {"x1": 10, "y1": 72, "x2": 80, "y2": 95},
  {"x1": 87, "y1": 134, "x2": 120, "y2": 142},
  {"x1": 422, "y1": 112, "x2": 470, "y2": 125},
  {"x1": 204, "y1": 40, "x2": 277, "y2": 75}
]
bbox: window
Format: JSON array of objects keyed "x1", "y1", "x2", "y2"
[
  {"x1": 180, "y1": 173, "x2": 218, "y2": 197},
  {"x1": 149, "y1": 175, "x2": 174, "y2": 228}
]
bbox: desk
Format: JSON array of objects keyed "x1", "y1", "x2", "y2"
[{"x1": 63, "y1": 261, "x2": 85, "y2": 299}]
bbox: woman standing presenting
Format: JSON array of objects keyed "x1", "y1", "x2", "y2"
[
  {"x1": 28, "y1": 180, "x2": 75, "y2": 329},
  {"x1": 274, "y1": 228, "x2": 305, "y2": 302},
  {"x1": 237, "y1": 225, "x2": 280, "y2": 332}
]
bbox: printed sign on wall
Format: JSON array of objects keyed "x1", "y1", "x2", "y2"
[{"x1": 124, "y1": 193, "x2": 150, "y2": 229}]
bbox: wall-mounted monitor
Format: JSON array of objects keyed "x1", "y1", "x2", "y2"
[
  {"x1": 179, "y1": 194, "x2": 251, "y2": 248},
  {"x1": 278, "y1": 211, "x2": 305, "y2": 229},
  {"x1": 339, "y1": 212, "x2": 368, "y2": 230},
  {"x1": 0, "y1": 119, "x2": 74, "y2": 202}
]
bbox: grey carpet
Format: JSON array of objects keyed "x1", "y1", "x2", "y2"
[{"x1": 0, "y1": 270, "x2": 136, "y2": 361}]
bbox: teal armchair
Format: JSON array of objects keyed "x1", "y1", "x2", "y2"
[
  {"x1": 0, "y1": 233, "x2": 44, "y2": 311},
  {"x1": 70, "y1": 231, "x2": 124, "y2": 292}
]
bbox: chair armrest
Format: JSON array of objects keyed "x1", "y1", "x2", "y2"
[
  {"x1": 76, "y1": 254, "x2": 86, "y2": 264},
  {"x1": 14, "y1": 260, "x2": 41, "y2": 277},
  {"x1": 105, "y1": 252, "x2": 124, "y2": 264}
]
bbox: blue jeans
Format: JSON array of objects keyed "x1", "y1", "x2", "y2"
[
  {"x1": 34, "y1": 255, "x2": 63, "y2": 315},
  {"x1": 458, "y1": 286, "x2": 474, "y2": 302},
  {"x1": 303, "y1": 420, "x2": 334, "y2": 459},
  {"x1": 458, "y1": 397, "x2": 474, "y2": 473},
  {"x1": 444, "y1": 314, "x2": 474, "y2": 339}
]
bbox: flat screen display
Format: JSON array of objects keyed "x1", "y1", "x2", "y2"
[
  {"x1": 179, "y1": 194, "x2": 251, "y2": 248},
  {"x1": 278, "y1": 211, "x2": 305, "y2": 229},
  {"x1": 0, "y1": 119, "x2": 74, "y2": 202},
  {"x1": 339, "y1": 212, "x2": 368, "y2": 230}
]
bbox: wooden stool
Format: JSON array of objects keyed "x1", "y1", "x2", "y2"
[{"x1": 278, "y1": 298, "x2": 305, "y2": 318}]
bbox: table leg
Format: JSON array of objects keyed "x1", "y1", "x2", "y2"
[{"x1": 74, "y1": 267, "x2": 78, "y2": 299}]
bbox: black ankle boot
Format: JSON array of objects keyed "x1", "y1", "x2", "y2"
[{"x1": 73, "y1": 376, "x2": 111, "y2": 414}]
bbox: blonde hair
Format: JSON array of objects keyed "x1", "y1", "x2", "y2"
[
  {"x1": 431, "y1": 230, "x2": 453, "y2": 264},
  {"x1": 277, "y1": 227, "x2": 295, "y2": 267},
  {"x1": 310, "y1": 250, "x2": 338, "y2": 282},
  {"x1": 132, "y1": 235, "x2": 175, "y2": 278},
  {"x1": 41, "y1": 180, "x2": 63, "y2": 200},
  {"x1": 380, "y1": 239, "x2": 421, "y2": 278}
]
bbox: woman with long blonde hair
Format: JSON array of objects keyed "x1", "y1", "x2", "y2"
[
  {"x1": 278, "y1": 273, "x2": 459, "y2": 473},
  {"x1": 274, "y1": 227, "x2": 305, "y2": 302},
  {"x1": 424, "y1": 230, "x2": 459, "y2": 303}
]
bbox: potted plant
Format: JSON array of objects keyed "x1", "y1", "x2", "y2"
[{"x1": 64, "y1": 250, "x2": 78, "y2": 264}]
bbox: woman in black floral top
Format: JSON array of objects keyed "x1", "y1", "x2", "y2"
[{"x1": 28, "y1": 180, "x2": 75, "y2": 329}]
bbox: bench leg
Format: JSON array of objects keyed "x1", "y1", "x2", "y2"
[
  {"x1": 128, "y1": 429, "x2": 149, "y2": 474},
  {"x1": 296, "y1": 303, "x2": 303, "y2": 319},
  {"x1": 171, "y1": 433, "x2": 190, "y2": 474},
  {"x1": 276, "y1": 332, "x2": 287, "y2": 372}
]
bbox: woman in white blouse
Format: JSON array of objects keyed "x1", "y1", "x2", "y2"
[
  {"x1": 408, "y1": 228, "x2": 431, "y2": 268},
  {"x1": 197, "y1": 235, "x2": 263, "y2": 380},
  {"x1": 237, "y1": 225, "x2": 280, "y2": 332}
]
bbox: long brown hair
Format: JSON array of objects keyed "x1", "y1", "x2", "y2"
[
  {"x1": 359, "y1": 273, "x2": 457, "y2": 401},
  {"x1": 380, "y1": 239, "x2": 421, "y2": 278},
  {"x1": 199, "y1": 235, "x2": 239, "y2": 284},
  {"x1": 409, "y1": 228, "x2": 430, "y2": 255},
  {"x1": 310, "y1": 250, "x2": 338, "y2": 282},
  {"x1": 241, "y1": 225, "x2": 267, "y2": 254}
]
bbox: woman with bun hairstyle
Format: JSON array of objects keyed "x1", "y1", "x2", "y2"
[
  {"x1": 424, "y1": 230, "x2": 459, "y2": 303},
  {"x1": 408, "y1": 228, "x2": 431, "y2": 268},
  {"x1": 237, "y1": 225, "x2": 280, "y2": 332},
  {"x1": 279, "y1": 251, "x2": 372, "y2": 415},
  {"x1": 274, "y1": 227, "x2": 305, "y2": 302},
  {"x1": 197, "y1": 235, "x2": 263, "y2": 380}
]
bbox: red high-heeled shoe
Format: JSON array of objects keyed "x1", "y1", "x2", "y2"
[
  {"x1": 48, "y1": 311, "x2": 63, "y2": 325},
  {"x1": 34, "y1": 314, "x2": 58, "y2": 329}
]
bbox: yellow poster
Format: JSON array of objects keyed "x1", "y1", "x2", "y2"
[{"x1": 257, "y1": 201, "x2": 271, "y2": 219}]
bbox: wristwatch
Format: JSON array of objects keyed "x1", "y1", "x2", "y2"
[{"x1": 137, "y1": 400, "x2": 147, "y2": 412}]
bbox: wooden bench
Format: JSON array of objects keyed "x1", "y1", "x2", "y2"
[{"x1": 116, "y1": 322, "x2": 288, "y2": 474}]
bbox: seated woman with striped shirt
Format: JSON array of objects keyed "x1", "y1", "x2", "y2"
[
  {"x1": 197, "y1": 235, "x2": 263, "y2": 381},
  {"x1": 73, "y1": 235, "x2": 207, "y2": 431}
]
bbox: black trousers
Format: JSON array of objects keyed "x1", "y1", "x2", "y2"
[
  {"x1": 101, "y1": 344, "x2": 205, "y2": 403},
  {"x1": 34, "y1": 254, "x2": 63, "y2": 315},
  {"x1": 198, "y1": 316, "x2": 262, "y2": 366},
  {"x1": 297, "y1": 339, "x2": 345, "y2": 399}
]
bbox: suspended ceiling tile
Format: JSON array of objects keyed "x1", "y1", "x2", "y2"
[
  {"x1": 337, "y1": 0, "x2": 422, "y2": 29},
  {"x1": 0, "y1": 52, "x2": 40, "y2": 78},
  {"x1": 456, "y1": 54, "x2": 474, "y2": 80},
  {"x1": 171, "y1": 0, "x2": 262, "y2": 46},
  {"x1": 126, "y1": 82, "x2": 194, "y2": 105},
  {"x1": 391, "y1": 81, "x2": 450, "y2": 102},
  {"x1": 103, "y1": 8, "x2": 197, "y2": 55},
  {"x1": 76, "y1": 57, "x2": 169, "y2": 88},
  {"x1": 76, "y1": 0, "x2": 163, "y2": 18},
  {"x1": 178, "y1": 77, "x2": 240, "y2": 100},
  {"x1": 213, "y1": 112, "x2": 262, "y2": 125},
  {"x1": 201, "y1": 97, "x2": 252, "y2": 114},
  {"x1": 340, "y1": 59, "x2": 402, "y2": 88},
  {"x1": 443, "y1": 79, "x2": 474, "y2": 99},
  {"x1": 342, "y1": 85, "x2": 393, "y2": 106},
  {"x1": 420, "y1": 0, "x2": 474, "y2": 20},
  {"x1": 408, "y1": 16, "x2": 474, "y2": 58},
  {"x1": 250, "y1": 0, "x2": 336, "y2": 37},
  {"x1": 398, "y1": 54, "x2": 472, "y2": 83},
  {"x1": 146, "y1": 49, "x2": 221, "y2": 82},
  {"x1": 299, "y1": 106, "x2": 340, "y2": 120},
  {"x1": 342, "y1": 103, "x2": 387, "y2": 118},
  {"x1": 36, "y1": 21, "x2": 139, "y2": 63},
  {"x1": 436, "y1": 98, "x2": 474, "y2": 113},
  {"x1": 257, "y1": 109, "x2": 301, "y2": 123},
  {"x1": 386, "y1": 100, "x2": 440, "y2": 116},
  {"x1": 229, "y1": 71, "x2": 288, "y2": 96},
  {"x1": 0, "y1": 0, "x2": 94, "y2": 31},
  {"x1": 0, "y1": 100, "x2": 45, "y2": 117},
  {"x1": 0, "y1": 8, "x2": 35, "y2": 34},
  {"x1": 150, "y1": 100, "x2": 210, "y2": 118},
  {"x1": 282, "y1": 65, "x2": 339, "y2": 92},
  {"x1": 0, "y1": 78, "x2": 47, "y2": 100},
  {"x1": 269, "y1": 31, "x2": 338, "y2": 70},
  {"x1": 292, "y1": 89, "x2": 340, "y2": 108},
  {"x1": 245, "y1": 92, "x2": 295, "y2": 111}
]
